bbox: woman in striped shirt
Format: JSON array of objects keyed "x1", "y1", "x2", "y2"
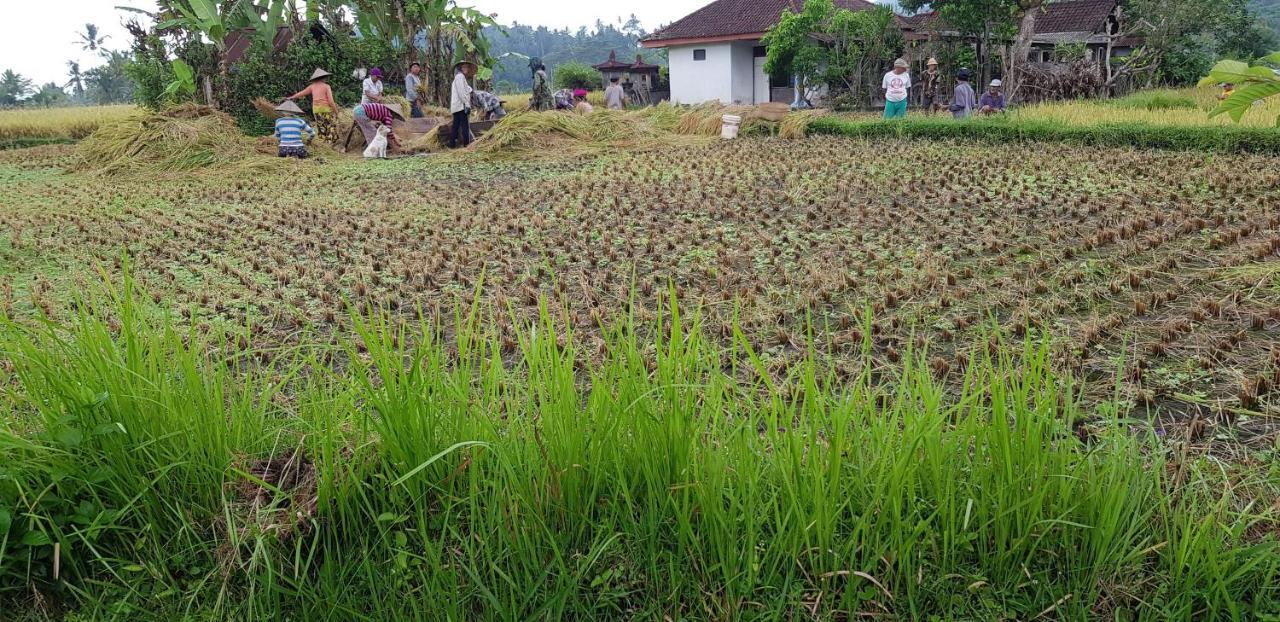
[{"x1": 273, "y1": 100, "x2": 316, "y2": 158}]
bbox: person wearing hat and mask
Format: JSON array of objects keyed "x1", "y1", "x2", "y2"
[
  {"x1": 921, "y1": 58, "x2": 942, "y2": 115},
  {"x1": 288, "y1": 68, "x2": 338, "y2": 143},
  {"x1": 362, "y1": 68, "x2": 385, "y2": 105},
  {"x1": 949, "y1": 68, "x2": 977, "y2": 119},
  {"x1": 449, "y1": 60, "x2": 477, "y2": 148},
  {"x1": 881, "y1": 58, "x2": 911, "y2": 119},
  {"x1": 530, "y1": 63, "x2": 553, "y2": 111},
  {"x1": 273, "y1": 100, "x2": 315, "y2": 159},
  {"x1": 353, "y1": 101, "x2": 404, "y2": 152},
  {"x1": 979, "y1": 79, "x2": 1006, "y2": 115}
]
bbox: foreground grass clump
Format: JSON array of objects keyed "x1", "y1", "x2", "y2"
[
  {"x1": 1, "y1": 283, "x2": 1276, "y2": 620},
  {"x1": 0, "y1": 105, "x2": 137, "y2": 149}
]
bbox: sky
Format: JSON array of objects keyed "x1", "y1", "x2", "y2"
[{"x1": 1, "y1": 0, "x2": 893, "y2": 87}]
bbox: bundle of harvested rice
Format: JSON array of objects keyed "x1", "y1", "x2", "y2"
[
  {"x1": 780, "y1": 109, "x2": 829, "y2": 139},
  {"x1": 76, "y1": 104, "x2": 268, "y2": 173},
  {"x1": 383, "y1": 95, "x2": 412, "y2": 120},
  {"x1": 253, "y1": 97, "x2": 283, "y2": 120},
  {"x1": 469, "y1": 110, "x2": 662, "y2": 156}
]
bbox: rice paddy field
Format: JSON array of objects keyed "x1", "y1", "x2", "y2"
[
  {"x1": 0, "y1": 105, "x2": 137, "y2": 147},
  {"x1": 0, "y1": 97, "x2": 1278, "y2": 620}
]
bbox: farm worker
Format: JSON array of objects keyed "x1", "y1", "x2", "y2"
[
  {"x1": 921, "y1": 58, "x2": 942, "y2": 115},
  {"x1": 450, "y1": 60, "x2": 477, "y2": 148},
  {"x1": 949, "y1": 69, "x2": 977, "y2": 119},
  {"x1": 362, "y1": 68, "x2": 385, "y2": 104},
  {"x1": 979, "y1": 79, "x2": 1006, "y2": 115},
  {"x1": 1218, "y1": 82, "x2": 1235, "y2": 101},
  {"x1": 470, "y1": 89, "x2": 507, "y2": 120},
  {"x1": 604, "y1": 76, "x2": 627, "y2": 110},
  {"x1": 573, "y1": 89, "x2": 594, "y2": 114},
  {"x1": 353, "y1": 102, "x2": 404, "y2": 151},
  {"x1": 405, "y1": 62, "x2": 424, "y2": 118},
  {"x1": 287, "y1": 68, "x2": 338, "y2": 143},
  {"x1": 531, "y1": 63, "x2": 554, "y2": 111},
  {"x1": 553, "y1": 88, "x2": 576, "y2": 111},
  {"x1": 272, "y1": 100, "x2": 315, "y2": 159},
  {"x1": 882, "y1": 58, "x2": 911, "y2": 120}
]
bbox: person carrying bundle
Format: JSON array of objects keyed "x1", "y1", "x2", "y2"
[
  {"x1": 273, "y1": 100, "x2": 315, "y2": 159},
  {"x1": 286, "y1": 68, "x2": 337, "y2": 143}
]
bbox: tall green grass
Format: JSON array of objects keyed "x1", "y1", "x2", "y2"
[{"x1": 1, "y1": 281, "x2": 1277, "y2": 620}]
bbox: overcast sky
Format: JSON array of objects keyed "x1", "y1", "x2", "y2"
[{"x1": 2, "y1": 0, "x2": 893, "y2": 87}]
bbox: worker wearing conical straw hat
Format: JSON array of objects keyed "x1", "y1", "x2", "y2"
[
  {"x1": 287, "y1": 68, "x2": 338, "y2": 143},
  {"x1": 449, "y1": 59, "x2": 478, "y2": 148},
  {"x1": 273, "y1": 99, "x2": 315, "y2": 159}
]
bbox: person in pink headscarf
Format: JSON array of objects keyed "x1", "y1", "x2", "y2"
[{"x1": 573, "y1": 88, "x2": 593, "y2": 114}]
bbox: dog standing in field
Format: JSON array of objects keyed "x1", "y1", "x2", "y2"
[{"x1": 363, "y1": 124, "x2": 391, "y2": 159}]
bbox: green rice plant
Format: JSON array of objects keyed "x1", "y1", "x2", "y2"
[
  {"x1": 0, "y1": 280, "x2": 1276, "y2": 620},
  {"x1": 1109, "y1": 89, "x2": 1200, "y2": 111},
  {"x1": 808, "y1": 114, "x2": 1280, "y2": 154}
]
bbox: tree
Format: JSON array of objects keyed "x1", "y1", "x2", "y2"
[
  {"x1": 66, "y1": 61, "x2": 86, "y2": 100},
  {"x1": 899, "y1": 0, "x2": 1044, "y2": 100},
  {"x1": 0, "y1": 70, "x2": 35, "y2": 106},
  {"x1": 29, "y1": 83, "x2": 69, "y2": 107},
  {"x1": 1123, "y1": 0, "x2": 1272, "y2": 85},
  {"x1": 77, "y1": 23, "x2": 110, "y2": 52},
  {"x1": 552, "y1": 61, "x2": 598, "y2": 90},
  {"x1": 84, "y1": 51, "x2": 135, "y2": 104},
  {"x1": 346, "y1": 0, "x2": 500, "y2": 106},
  {"x1": 763, "y1": 0, "x2": 902, "y2": 107}
]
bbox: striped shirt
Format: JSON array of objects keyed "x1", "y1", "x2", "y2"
[
  {"x1": 274, "y1": 116, "x2": 315, "y2": 148},
  {"x1": 361, "y1": 103, "x2": 396, "y2": 127}
]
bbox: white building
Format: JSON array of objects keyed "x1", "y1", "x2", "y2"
[{"x1": 641, "y1": 0, "x2": 879, "y2": 106}]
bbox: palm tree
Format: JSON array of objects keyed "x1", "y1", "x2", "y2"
[
  {"x1": 0, "y1": 69, "x2": 35, "y2": 106},
  {"x1": 76, "y1": 23, "x2": 109, "y2": 52},
  {"x1": 66, "y1": 61, "x2": 85, "y2": 100}
]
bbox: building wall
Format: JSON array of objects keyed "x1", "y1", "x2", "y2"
[
  {"x1": 668, "y1": 43, "x2": 733, "y2": 105},
  {"x1": 729, "y1": 41, "x2": 756, "y2": 105}
]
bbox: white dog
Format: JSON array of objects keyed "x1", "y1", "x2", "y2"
[{"x1": 363, "y1": 124, "x2": 391, "y2": 159}]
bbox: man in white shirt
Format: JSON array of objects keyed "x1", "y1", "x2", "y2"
[
  {"x1": 362, "y1": 68, "x2": 385, "y2": 105},
  {"x1": 881, "y1": 58, "x2": 911, "y2": 119},
  {"x1": 449, "y1": 61, "x2": 476, "y2": 148},
  {"x1": 604, "y1": 77, "x2": 626, "y2": 110}
]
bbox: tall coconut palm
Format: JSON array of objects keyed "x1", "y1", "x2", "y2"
[
  {"x1": 66, "y1": 61, "x2": 85, "y2": 100},
  {"x1": 77, "y1": 23, "x2": 110, "y2": 52}
]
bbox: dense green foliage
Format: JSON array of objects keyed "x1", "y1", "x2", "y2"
[
  {"x1": 1200, "y1": 52, "x2": 1280, "y2": 126},
  {"x1": 550, "y1": 61, "x2": 600, "y2": 90},
  {"x1": 764, "y1": 0, "x2": 902, "y2": 108},
  {"x1": 1, "y1": 282, "x2": 1276, "y2": 619},
  {"x1": 807, "y1": 114, "x2": 1280, "y2": 153}
]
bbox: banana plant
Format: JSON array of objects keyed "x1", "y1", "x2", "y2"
[{"x1": 1199, "y1": 52, "x2": 1280, "y2": 126}]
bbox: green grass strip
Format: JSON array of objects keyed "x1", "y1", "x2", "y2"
[{"x1": 808, "y1": 115, "x2": 1280, "y2": 154}]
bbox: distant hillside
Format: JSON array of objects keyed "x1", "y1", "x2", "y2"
[
  {"x1": 484, "y1": 17, "x2": 666, "y2": 93},
  {"x1": 1253, "y1": 0, "x2": 1280, "y2": 32}
]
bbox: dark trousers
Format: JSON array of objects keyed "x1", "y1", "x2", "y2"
[
  {"x1": 450, "y1": 110, "x2": 471, "y2": 148},
  {"x1": 410, "y1": 102, "x2": 424, "y2": 118}
]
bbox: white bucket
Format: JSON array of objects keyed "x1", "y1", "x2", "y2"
[{"x1": 720, "y1": 114, "x2": 742, "y2": 140}]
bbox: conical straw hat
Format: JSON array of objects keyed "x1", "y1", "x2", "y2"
[
  {"x1": 274, "y1": 99, "x2": 304, "y2": 114},
  {"x1": 309, "y1": 68, "x2": 332, "y2": 81}
]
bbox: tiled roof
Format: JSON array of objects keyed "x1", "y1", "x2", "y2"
[
  {"x1": 642, "y1": 0, "x2": 879, "y2": 44},
  {"x1": 1034, "y1": 0, "x2": 1115, "y2": 35},
  {"x1": 902, "y1": 0, "x2": 1116, "y2": 36},
  {"x1": 594, "y1": 51, "x2": 662, "y2": 72}
]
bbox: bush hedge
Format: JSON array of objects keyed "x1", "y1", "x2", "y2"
[{"x1": 806, "y1": 115, "x2": 1280, "y2": 154}]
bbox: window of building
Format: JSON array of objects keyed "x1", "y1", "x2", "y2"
[
  {"x1": 753, "y1": 46, "x2": 767, "y2": 58},
  {"x1": 693, "y1": 49, "x2": 706, "y2": 61}
]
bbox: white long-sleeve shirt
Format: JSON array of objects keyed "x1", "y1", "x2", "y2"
[{"x1": 450, "y1": 71, "x2": 472, "y2": 114}]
